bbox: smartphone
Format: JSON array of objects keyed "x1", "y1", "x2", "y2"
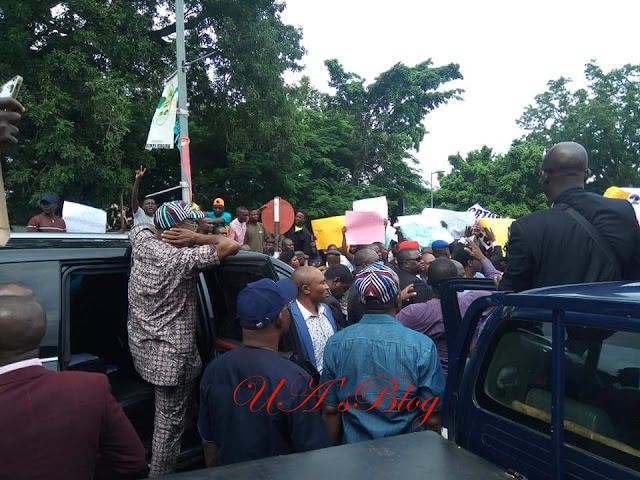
[{"x1": 0, "y1": 75, "x2": 23, "y2": 99}]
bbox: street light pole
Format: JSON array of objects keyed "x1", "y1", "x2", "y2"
[
  {"x1": 430, "y1": 170, "x2": 444, "y2": 209},
  {"x1": 175, "y1": 0, "x2": 191, "y2": 203}
]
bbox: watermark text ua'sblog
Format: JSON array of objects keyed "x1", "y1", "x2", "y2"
[{"x1": 233, "y1": 375, "x2": 440, "y2": 429}]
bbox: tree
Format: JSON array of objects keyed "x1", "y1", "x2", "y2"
[
  {"x1": 518, "y1": 62, "x2": 640, "y2": 193},
  {"x1": 324, "y1": 59, "x2": 463, "y2": 188},
  {"x1": 434, "y1": 141, "x2": 548, "y2": 218}
]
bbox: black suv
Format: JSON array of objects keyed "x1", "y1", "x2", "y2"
[{"x1": 0, "y1": 233, "x2": 304, "y2": 472}]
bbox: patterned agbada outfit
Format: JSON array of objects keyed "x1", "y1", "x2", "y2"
[{"x1": 128, "y1": 224, "x2": 220, "y2": 477}]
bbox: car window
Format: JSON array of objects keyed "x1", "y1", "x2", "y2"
[
  {"x1": 0, "y1": 262, "x2": 60, "y2": 366},
  {"x1": 203, "y1": 262, "x2": 274, "y2": 342},
  {"x1": 477, "y1": 316, "x2": 640, "y2": 472}
]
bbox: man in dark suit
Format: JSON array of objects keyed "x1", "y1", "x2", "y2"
[
  {"x1": 500, "y1": 142, "x2": 640, "y2": 292},
  {"x1": 395, "y1": 247, "x2": 433, "y2": 306},
  {"x1": 0, "y1": 285, "x2": 146, "y2": 480}
]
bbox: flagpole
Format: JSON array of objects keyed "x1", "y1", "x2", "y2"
[{"x1": 176, "y1": 0, "x2": 192, "y2": 203}]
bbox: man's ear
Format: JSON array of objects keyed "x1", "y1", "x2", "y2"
[
  {"x1": 302, "y1": 284, "x2": 311, "y2": 295},
  {"x1": 274, "y1": 312, "x2": 284, "y2": 330},
  {"x1": 584, "y1": 169, "x2": 591, "y2": 181},
  {"x1": 332, "y1": 277, "x2": 341, "y2": 287}
]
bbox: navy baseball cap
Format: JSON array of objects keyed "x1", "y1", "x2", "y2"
[
  {"x1": 41, "y1": 193, "x2": 58, "y2": 204},
  {"x1": 431, "y1": 240, "x2": 450, "y2": 249},
  {"x1": 237, "y1": 278, "x2": 297, "y2": 329}
]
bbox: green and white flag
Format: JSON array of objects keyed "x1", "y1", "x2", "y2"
[{"x1": 145, "y1": 74, "x2": 179, "y2": 150}]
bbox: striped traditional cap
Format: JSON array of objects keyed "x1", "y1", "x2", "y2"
[
  {"x1": 154, "y1": 200, "x2": 194, "y2": 229},
  {"x1": 355, "y1": 262, "x2": 400, "y2": 305}
]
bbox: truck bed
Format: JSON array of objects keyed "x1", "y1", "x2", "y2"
[{"x1": 161, "y1": 431, "x2": 507, "y2": 479}]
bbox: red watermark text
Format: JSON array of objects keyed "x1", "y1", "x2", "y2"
[{"x1": 233, "y1": 375, "x2": 439, "y2": 429}]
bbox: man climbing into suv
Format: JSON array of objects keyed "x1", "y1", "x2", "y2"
[{"x1": 127, "y1": 200, "x2": 241, "y2": 477}]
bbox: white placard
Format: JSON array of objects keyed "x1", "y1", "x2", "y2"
[
  {"x1": 353, "y1": 196, "x2": 388, "y2": 219},
  {"x1": 467, "y1": 203, "x2": 500, "y2": 220},
  {"x1": 421, "y1": 208, "x2": 476, "y2": 239},
  {"x1": 63, "y1": 201, "x2": 107, "y2": 233}
]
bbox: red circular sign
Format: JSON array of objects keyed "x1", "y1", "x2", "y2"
[{"x1": 262, "y1": 198, "x2": 295, "y2": 235}]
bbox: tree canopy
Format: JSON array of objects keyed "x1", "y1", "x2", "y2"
[
  {"x1": 0, "y1": 0, "x2": 462, "y2": 224},
  {"x1": 434, "y1": 141, "x2": 548, "y2": 218},
  {"x1": 518, "y1": 62, "x2": 640, "y2": 193}
]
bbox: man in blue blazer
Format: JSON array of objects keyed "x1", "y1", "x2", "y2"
[{"x1": 289, "y1": 267, "x2": 337, "y2": 373}]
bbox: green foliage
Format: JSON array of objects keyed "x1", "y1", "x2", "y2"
[
  {"x1": 435, "y1": 142, "x2": 548, "y2": 218},
  {"x1": 0, "y1": 0, "x2": 462, "y2": 225},
  {"x1": 518, "y1": 62, "x2": 640, "y2": 193}
]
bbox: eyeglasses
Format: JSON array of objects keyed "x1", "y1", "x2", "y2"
[{"x1": 407, "y1": 256, "x2": 422, "y2": 262}]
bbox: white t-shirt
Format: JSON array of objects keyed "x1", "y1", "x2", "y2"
[{"x1": 133, "y1": 207, "x2": 154, "y2": 226}]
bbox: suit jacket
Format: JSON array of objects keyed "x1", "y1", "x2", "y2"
[
  {"x1": 289, "y1": 301, "x2": 337, "y2": 370},
  {"x1": 326, "y1": 293, "x2": 347, "y2": 330},
  {"x1": 396, "y1": 268, "x2": 433, "y2": 307},
  {"x1": 500, "y1": 188, "x2": 640, "y2": 292},
  {"x1": 0, "y1": 366, "x2": 146, "y2": 480}
]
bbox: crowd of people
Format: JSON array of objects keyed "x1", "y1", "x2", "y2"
[{"x1": 2, "y1": 95, "x2": 640, "y2": 479}]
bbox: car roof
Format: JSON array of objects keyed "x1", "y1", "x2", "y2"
[
  {"x1": 0, "y1": 233, "x2": 289, "y2": 269},
  {"x1": 519, "y1": 281, "x2": 640, "y2": 304}
]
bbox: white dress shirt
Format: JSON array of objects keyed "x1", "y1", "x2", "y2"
[
  {"x1": 296, "y1": 300, "x2": 334, "y2": 373},
  {"x1": 0, "y1": 358, "x2": 42, "y2": 375}
]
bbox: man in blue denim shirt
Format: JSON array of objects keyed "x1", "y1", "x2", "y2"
[{"x1": 320, "y1": 263, "x2": 445, "y2": 445}]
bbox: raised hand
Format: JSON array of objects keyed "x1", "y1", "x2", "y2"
[
  {"x1": 483, "y1": 227, "x2": 496, "y2": 244},
  {"x1": 464, "y1": 240, "x2": 486, "y2": 261},
  {"x1": 399, "y1": 283, "x2": 417, "y2": 302},
  {"x1": 135, "y1": 165, "x2": 146, "y2": 180}
]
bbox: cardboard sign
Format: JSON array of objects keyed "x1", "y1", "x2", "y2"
[
  {"x1": 478, "y1": 217, "x2": 515, "y2": 248},
  {"x1": 311, "y1": 215, "x2": 345, "y2": 250},
  {"x1": 468, "y1": 203, "x2": 500, "y2": 220},
  {"x1": 421, "y1": 207, "x2": 476, "y2": 239},
  {"x1": 353, "y1": 196, "x2": 388, "y2": 220},
  {"x1": 63, "y1": 201, "x2": 107, "y2": 233},
  {"x1": 394, "y1": 215, "x2": 454, "y2": 248},
  {"x1": 345, "y1": 210, "x2": 385, "y2": 245}
]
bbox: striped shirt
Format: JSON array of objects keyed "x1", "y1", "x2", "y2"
[{"x1": 27, "y1": 214, "x2": 66, "y2": 233}]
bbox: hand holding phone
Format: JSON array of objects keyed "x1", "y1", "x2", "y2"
[
  {"x1": 0, "y1": 76, "x2": 25, "y2": 147},
  {"x1": 0, "y1": 75, "x2": 24, "y2": 247}
]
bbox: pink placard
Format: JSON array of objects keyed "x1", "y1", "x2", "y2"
[{"x1": 345, "y1": 210, "x2": 385, "y2": 245}]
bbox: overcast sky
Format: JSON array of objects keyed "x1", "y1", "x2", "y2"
[{"x1": 280, "y1": 0, "x2": 640, "y2": 184}]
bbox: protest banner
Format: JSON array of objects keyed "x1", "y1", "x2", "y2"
[
  {"x1": 478, "y1": 217, "x2": 515, "y2": 248},
  {"x1": 394, "y1": 215, "x2": 454, "y2": 248},
  {"x1": 345, "y1": 211, "x2": 385, "y2": 245},
  {"x1": 421, "y1": 207, "x2": 476, "y2": 239},
  {"x1": 145, "y1": 74, "x2": 179, "y2": 150},
  {"x1": 311, "y1": 215, "x2": 345, "y2": 250},
  {"x1": 353, "y1": 196, "x2": 388, "y2": 220},
  {"x1": 468, "y1": 203, "x2": 500, "y2": 220},
  {"x1": 63, "y1": 201, "x2": 107, "y2": 233}
]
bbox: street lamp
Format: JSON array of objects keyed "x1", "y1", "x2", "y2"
[{"x1": 430, "y1": 170, "x2": 445, "y2": 209}]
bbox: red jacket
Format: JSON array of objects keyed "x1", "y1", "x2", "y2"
[{"x1": 0, "y1": 366, "x2": 146, "y2": 480}]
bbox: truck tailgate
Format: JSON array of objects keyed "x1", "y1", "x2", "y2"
[{"x1": 162, "y1": 431, "x2": 508, "y2": 479}]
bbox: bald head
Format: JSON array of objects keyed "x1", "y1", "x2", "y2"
[
  {"x1": 0, "y1": 295, "x2": 46, "y2": 365},
  {"x1": 292, "y1": 266, "x2": 329, "y2": 305},
  {"x1": 0, "y1": 283, "x2": 34, "y2": 298},
  {"x1": 428, "y1": 258, "x2": 460, "y2": 295},
  {"x1": 354, "y1": 248, "x2": 379, "y2": 272},
  {"x1": 292, "y1": 266, "x2": 323, "y2": 289},
  {"x1": 542, "y1": 142, "x2": 590, "y2": 201}
]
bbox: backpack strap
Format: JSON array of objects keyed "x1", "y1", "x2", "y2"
[{"x1": 554, "y1": 203, "x2": 621, "y2": 278}]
